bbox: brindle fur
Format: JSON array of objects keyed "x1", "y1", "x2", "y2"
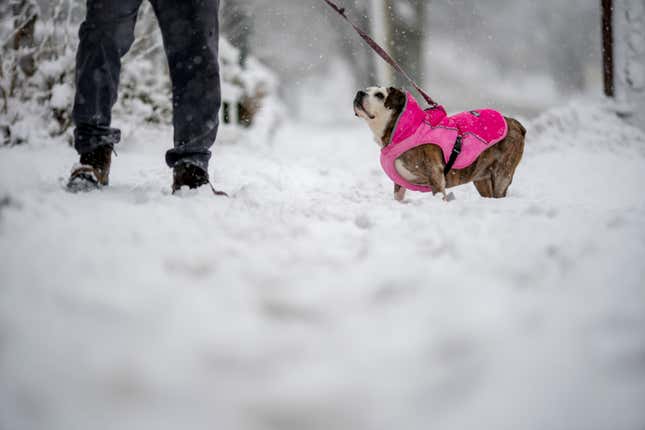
[{"x1": 383, "y1": 88, "x2": 526, "y2": 199}]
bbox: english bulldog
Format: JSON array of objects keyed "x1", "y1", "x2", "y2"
[{"x1": 354, "y1": 86, "x2": 526, "y2": 202}]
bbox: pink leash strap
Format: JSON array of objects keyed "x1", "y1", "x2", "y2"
[{"x1": 321, "y1": 0, "x2": 438, "y2": 107}]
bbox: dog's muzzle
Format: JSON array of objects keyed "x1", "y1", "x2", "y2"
[
  {"x1": 354, "y1": 91, "x2": 373, "y2": 118},
  {"x1": 354, "y1": 91, "x2": 367, "y2": 109}
]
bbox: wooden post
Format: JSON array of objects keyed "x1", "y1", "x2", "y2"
[{"x1": 602, "y1": 0, "x2": 615, "y2": 97}]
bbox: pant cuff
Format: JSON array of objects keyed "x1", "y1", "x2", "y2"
[
  {"x1": 165, "y1": 150, "x2": 211, "y2": 172},
  {"x1": 74, "y1": 125, "x2": 121, "y2": 155}
]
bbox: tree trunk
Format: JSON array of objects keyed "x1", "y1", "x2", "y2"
[
  {"x1": 602, "y1": 0, "x2": 615, "y2": 97},
  {"x1": 369, "y1": 0, "x2": 393, "y2": 84},
  {"x1": 385, "y1": 0, "x2": 426, "y2": 89},
  {"x1": 221, "y1": 0, "x2": 252, "y2": 66}
]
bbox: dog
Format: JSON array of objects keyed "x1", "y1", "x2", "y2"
[{"x1": 354, "y1": 87, "x2": 526, "y2": 202}]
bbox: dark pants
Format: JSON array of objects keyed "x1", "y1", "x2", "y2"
[{"x1": 72, "y1": 0, "x2": 221, "y2": 171}]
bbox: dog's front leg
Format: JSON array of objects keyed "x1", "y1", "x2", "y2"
[
  {"x1": 427, "y1": 166, "x2": 448, "y2": 201},
  {"x1": 394, "y1": 184, "x2": 407, "y2": 202}
]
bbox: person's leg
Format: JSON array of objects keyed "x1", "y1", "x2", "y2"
[
  {"x1": 72, "y1": 0, "x2": 143, "y2": 155},
  {"x1": 150, "y1": 0, "x2": 221, "y2": 173}
]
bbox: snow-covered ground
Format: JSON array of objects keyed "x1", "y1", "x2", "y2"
[{"x1": 1, "y1": 100, "x2": 645, "y2": 430}]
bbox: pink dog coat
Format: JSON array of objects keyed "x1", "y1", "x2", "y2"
[{"x1": 380, "y1": 92, "x2": 508, "y2": 193}]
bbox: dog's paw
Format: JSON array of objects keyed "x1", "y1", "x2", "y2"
[{"x1": 394, "y1": 187, "x2": 407, "y2": 202}]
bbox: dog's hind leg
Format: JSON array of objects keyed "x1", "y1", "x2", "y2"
[
  {"x1": 493, "y1": 175, "x2": 512, "y2": 198},
  {"x1": 474, "y1": 177, "x2": 494, "y2": 198},
  {"x1": 491, "y1": 118, "x2": 526, "y2": 198},
  {"x1": 491, "y1": 151, "x2": 524, "y2": 198}
]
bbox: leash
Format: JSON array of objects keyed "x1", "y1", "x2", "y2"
[
  {"x1": 321, "y1": 0, "x2": 438, "y2": 107},
  {"x1": 208, "y1": 181, "x2": 229, "y2": 197}
]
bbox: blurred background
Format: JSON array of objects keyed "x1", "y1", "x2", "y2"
[
  {"x1": 237, "y1": 0, "x2": 601, "y2": 119},
  {"x1": 1, "y1": 0, "x2": 602, "y2": 146}
]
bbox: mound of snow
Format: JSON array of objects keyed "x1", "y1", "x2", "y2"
[{"x1": 529, "y1": 99, "x2": 645, "y2": 155}]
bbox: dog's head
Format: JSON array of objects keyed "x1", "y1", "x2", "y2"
[{"x1": 354, "y1": 86, "x2": 407, "y2": 147}]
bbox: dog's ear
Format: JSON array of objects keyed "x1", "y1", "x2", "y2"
[{"x1": 384, "y1": 87, "x2": 406, "y2": 111}]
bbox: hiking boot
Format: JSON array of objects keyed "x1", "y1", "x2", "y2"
[
  {"x1": 67, "y1": 145, "x2": 112, "y2": 192},
  {"x1": 172, "y1": 163, "x2": 210, "y2": 193}
]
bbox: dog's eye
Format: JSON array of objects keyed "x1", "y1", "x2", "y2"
[{"x1": 375, "y1": 92, "x2": 385, "y2": 100}]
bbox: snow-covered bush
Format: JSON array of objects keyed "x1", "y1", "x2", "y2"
[
  {"x1": 218, "y1": 37, "x2": 284, "y2": 143},
  {"x1": 0, "y1": 0, "x2": 78, "y2": 145},
  {"x1": 0, "y1": 1, "x2": 284, "y2": 147}
]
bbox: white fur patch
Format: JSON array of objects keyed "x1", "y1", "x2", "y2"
[
  {"x1": 394, "y1": 159, "x2": 420, "y2": 182},
  {"x1": 356, "y1": 87, "x2": 396, "y2": 147}
]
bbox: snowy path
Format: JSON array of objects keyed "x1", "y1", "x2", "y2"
[{"x1": 1, "y1": 102, "x2": 645, "y2": 430}]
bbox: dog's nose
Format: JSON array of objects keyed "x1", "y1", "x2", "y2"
[{"x1": 355, "y1": 91, "x2": 367, "y2": 104}]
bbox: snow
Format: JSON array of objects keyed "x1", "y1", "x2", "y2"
[
  {"x1": 50, "y1": 83, "x2": 74, "y2": 110},
  {"x1": 1, "y1": 100, "x2": 645, "y2": 430}
]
